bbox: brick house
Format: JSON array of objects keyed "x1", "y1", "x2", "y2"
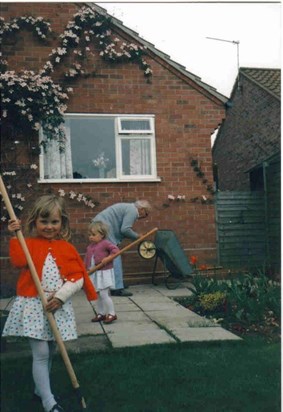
[
  {"x1": 0, "y1": 2, "x2": 227, "y2": 290},
  {"x1": 213, "y1": 68, "x2": 280, "y2": 191},
  {"x1": 212, "y1": 68, "x2": 281, "y2": 272}
]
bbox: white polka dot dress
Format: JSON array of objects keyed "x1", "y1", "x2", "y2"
[{"x1": 2, "y1": 253, "x2": 77, "y2": 341}]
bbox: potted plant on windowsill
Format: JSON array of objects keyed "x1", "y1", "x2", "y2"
[{"x1": 92, "y1": 152, "x2": 110, "y2": 178}]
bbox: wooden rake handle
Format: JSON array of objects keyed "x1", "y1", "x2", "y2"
[
  {"x1": 88, "y1": 227, "x2": 158, "y2": 275},
  {"x1": 0, "y1": 175, "x2": 86, "y2": 408}
]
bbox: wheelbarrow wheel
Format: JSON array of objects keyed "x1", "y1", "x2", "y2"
[{"x1": 165, "y1": 275, "x2": 181, "y2": 290}]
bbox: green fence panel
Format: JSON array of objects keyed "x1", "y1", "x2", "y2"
[{"x1": 215, "y1": 191, "x2": 266, "y2": 268}]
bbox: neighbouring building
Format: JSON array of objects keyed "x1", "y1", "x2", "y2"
[{"x1": 213, "y1": 68, "x2": 280, "y2": 273}]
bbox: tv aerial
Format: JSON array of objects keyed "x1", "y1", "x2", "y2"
[{"x1": 206, "y1": 37, "x2": 240, "y2": 90}]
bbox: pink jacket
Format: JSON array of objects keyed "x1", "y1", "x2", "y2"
[{"x1": 84, "y1": 239, "x2": 119, "y2": 271}]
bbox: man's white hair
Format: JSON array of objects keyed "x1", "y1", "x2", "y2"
[{"x1": 134, "y1": 200, "x2": 151, "y2": 211}]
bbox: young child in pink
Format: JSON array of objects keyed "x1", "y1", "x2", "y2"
[{"x1": 84, "y1": 221, "x2": 119, "y2": 324}]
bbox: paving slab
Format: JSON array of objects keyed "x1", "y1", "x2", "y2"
[
  {"x1": 107, "y1": 329, "x2": 176, "y2": 348},
  {"x1": 113, "y1": 314, "x2": 150, "y2": 325},
  {"x1": 170, "y1": 327, "x2": 242, "y2": 342},
  {"x1": 112, "y1": 302, "x2": 141, "y2": 312},
  {"x1": 76, "y1": 320, "x2": 103, "y2": 336},
  {"x1": 154, "y1": 287, "x2": 193, "y2": 298},
  {"x1": 73, "y1": 306, "x2": 95, "y2": 318},
  {"x1": 103, "y1": 323, "x2": 163, "y2": 333},
  {"x1": 130, "y1": 300, "x2": 180, "y2": 312},
  {"x1": 147, "y1": 308, "x2": 197, "y2": 322},
  {"x1": 127, "y1": 293, "x2": 162, "y2": 300},
  {"x1": 130, "y1": 284, "x2": 189, "y2": 296}
]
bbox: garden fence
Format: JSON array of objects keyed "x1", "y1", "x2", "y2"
[{"x1": 215, "y1": 191, "x2": 267, "y2": 269}]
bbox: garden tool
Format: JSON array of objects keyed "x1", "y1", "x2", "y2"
[{"x1": 0, "y1": 175, "x2": 88, "y2": 410}]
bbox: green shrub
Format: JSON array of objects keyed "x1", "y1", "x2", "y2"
[{"x1": 199, "y1": 291, "x2": 227, "y2": 313}]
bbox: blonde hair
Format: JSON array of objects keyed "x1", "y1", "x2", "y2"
[
  {"x1": 88, "y1": 221, "x2": 109, "y2": 239},
  {"x1": 25, "y1": 195, "x2": 71, "y2": 240}
]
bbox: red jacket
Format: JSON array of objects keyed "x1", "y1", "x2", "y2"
[{"x1": 10, "y1": 237, "x2": 97, "y2": 301}]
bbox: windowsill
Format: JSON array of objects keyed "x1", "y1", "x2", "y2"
[{"x1": 38, "y1": 177, "x2": 162, "y2": 184}]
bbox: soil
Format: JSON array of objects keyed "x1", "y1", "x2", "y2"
[
  {"x1": 184, "y1": 303, "x2": 281, "y2": 344},
  {"x1": 224, "y1": 321, "x2": 281, "y2": 343}
]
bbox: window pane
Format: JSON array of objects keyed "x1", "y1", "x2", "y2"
[
  {"x1": 67, "y1": 117, "x2": 116, "y2": 179},
  {"x1": 120, "y1": 119, "x2": 151, "y2": 131},
  {"x1": 41, "y1": 114, "x2": 156, "y2": 180},
  {"x1": 121, "y1": 139, "x2": 152, "y2": 175}
]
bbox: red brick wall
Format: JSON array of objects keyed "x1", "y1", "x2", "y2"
[
  {"x1": 213, "y1": 74, "x2": 280, "y2": 190},
  {"x1": 1, "y1": 3, "x2": 225, "y2": 287}
]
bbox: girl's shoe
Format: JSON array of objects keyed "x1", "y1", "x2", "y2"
[
  {"x1": 103, "y1": 314, "x2": 117, "y2": 324},
  {"x1": 91, "y1": 314, "x2": 106, "y2": 322},
  {"x1": 49, "y1": 404, "x2": 64, "y2": 412}
]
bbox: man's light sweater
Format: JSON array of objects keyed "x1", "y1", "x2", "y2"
[{"x1": 93, "y1": 203, "x2": 139, "y2": 244}]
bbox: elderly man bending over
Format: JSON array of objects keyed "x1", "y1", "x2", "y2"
[{"x1": 92, "y1": 200, "x2": 151, "y2": 296}]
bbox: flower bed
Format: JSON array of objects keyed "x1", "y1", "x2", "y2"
[{"x1": 176, "y1": 270, "x2": 281, "y2": 342}]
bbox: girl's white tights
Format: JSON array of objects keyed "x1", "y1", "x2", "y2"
[
  {"x1": 97, "y1": 287, "x2": 115, "y2": 316},
  {"x1": 29, "y1": 338, "x2": 57, "y2": 412}
]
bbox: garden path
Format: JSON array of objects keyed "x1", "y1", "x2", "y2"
[
  {"x1": 0, "y1": 281, "x2": 241, "y2": 357},
  {"x1": 75, "y1": 282, "x2": 241, "y2": 349}
]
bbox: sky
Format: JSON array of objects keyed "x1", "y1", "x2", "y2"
[{"x1": 96, "y1": 1, "x2": 281, "y2": 97}]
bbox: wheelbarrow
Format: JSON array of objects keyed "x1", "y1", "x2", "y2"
[{"x1": 138, "y1": 229, "x2": 194, "y2": 289}]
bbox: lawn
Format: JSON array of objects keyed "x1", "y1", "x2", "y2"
[{"x1": 1, "y1": 336, "x2": 280, "y2": 412}]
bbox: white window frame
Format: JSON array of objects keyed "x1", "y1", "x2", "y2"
[
  {"x1": 116, "y1": 116, "x2": 157, "y2": 180},
  {"x1": 39, "y1": 113, "x2": 160, "y2": 183},
  {"x1": 117, "y1": 117, "x2": 154, "y2": 134}
]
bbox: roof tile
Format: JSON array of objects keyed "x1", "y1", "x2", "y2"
[{"x1": 240, "y1": 68, "x2": 281, "y2": 99}]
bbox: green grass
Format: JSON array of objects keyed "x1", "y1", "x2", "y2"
[{"x1": 1, "y1": 338, "x2": 280, "y2": 412}]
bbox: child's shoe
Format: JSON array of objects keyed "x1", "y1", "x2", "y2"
[
  {"x1": 91, "y1": 314, "x2": 106, "y2": 322},
  {"x1": 103, "y1": 314, "x2": 117, "y2": 324}
]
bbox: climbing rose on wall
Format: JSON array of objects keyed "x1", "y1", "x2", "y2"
[
  {"x1": 1, "y1": 71, "x2": 70, "y2": 146},
  {"x1": 1, "y1": 5, "x2": 152, "y2": 148}
]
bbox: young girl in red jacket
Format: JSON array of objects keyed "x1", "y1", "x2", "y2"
[{"x1": 3, "y1": 195, "x2": 97, "y2": 412}]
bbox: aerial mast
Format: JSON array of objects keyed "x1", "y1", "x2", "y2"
[{"x1": 206, "y1": 37, "x2": 240, "y2": 90}]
